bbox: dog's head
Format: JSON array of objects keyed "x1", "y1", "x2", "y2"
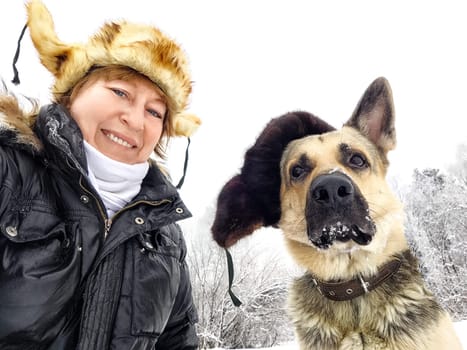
[
  {"x1": 212, "y1": 77, "x2": 402, "y2": 257},
  {"x1": 280, "y1": 77, "x2": 401, "y2": 255}
]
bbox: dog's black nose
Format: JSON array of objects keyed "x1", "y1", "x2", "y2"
[{"x1": 310, "y1": 173, "x2": 354, "y2": 208}]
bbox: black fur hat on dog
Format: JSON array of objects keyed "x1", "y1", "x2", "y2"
[{"x1": 211, "y1": 111, "x2": 335, "y2": 248}]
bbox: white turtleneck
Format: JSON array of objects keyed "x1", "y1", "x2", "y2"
[{"x1": 83, "y1": 141, "x2": 149, "y2": 217}]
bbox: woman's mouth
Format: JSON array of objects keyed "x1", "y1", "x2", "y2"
[{"x1": 104, "y1": 131, "x2": 135, "y2": 148}]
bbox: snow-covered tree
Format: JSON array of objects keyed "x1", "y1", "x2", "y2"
[
  {"x1": 403, "y1": 163, "x2": 467, "y2": 321},
  {"x1": 183, "y1": 206, "x2": 294, "y2": 348}
]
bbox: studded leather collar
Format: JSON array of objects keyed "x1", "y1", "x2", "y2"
[{"x1": 310, "y1": 256, "x2": 403, "y2": 301}]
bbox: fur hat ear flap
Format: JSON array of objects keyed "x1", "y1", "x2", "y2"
[
  {"x1": 211, "y1": 111, "x2": 335, "y2": 248},
  {"x1": 210, "y1": 175, "x2": 263, "y2": 248},
  {"x1": 26, "y1": 0, "x2": 77, "y2": 78},
  {"x1": 172, "y1": 112, "x2": 202, "y2": 137}
]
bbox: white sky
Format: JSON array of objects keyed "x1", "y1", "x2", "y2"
[{"x1": 1, "y1": 0, "x2": 466, "y2": 217}]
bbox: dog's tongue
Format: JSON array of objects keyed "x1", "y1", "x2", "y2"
[{"x1": 350, "y1": 225, "x2": 372, "y2": 245}]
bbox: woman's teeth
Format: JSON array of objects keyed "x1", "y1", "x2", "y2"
[{"x1": 106, "y1": 133, "x2": 133, "y2": 148}]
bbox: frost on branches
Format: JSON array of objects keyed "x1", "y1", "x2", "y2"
[
  {"x1": 184, "y1": 206, "x2": 294, "y2": 349},
  {"x1": 402, "y1": 144, "x2": 467, "y2": 321}
]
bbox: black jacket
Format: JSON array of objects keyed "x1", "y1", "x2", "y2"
[{"x1": 0, "y1": 98, "x2": 198, "y2": 349}]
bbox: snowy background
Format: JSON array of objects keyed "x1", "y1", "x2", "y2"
[{"x1": 0, "y1": 1, "x2": 465, "y2": 349}]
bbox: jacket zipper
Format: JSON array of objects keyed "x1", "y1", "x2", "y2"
[
  {"x1": 79, "y1": 176, "x2": 173, "y2": 238},
  {"x1": 79, "y1": 176, "x2": 111, "y2": 237},
  {"x1": 112, "y1": 198, "x2": 173, "y2": 220}
]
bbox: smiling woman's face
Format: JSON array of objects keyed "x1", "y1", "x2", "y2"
[{"x1": 69, "y1": 73, "x2": 167, "y2": 164}]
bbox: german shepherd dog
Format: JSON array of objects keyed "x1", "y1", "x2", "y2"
[{"x1": 211, "y1": 78, "x2": 462, "y2": 349}]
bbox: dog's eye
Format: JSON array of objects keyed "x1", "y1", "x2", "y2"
[
  {"x1": 349, "y1": 154, "x2": 368, "y2": 169},
  {"x1": 290, "y1": 165, "x2": 307, "y2": 180}
]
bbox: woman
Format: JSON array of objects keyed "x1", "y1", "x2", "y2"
[{"x1": 0, "y1": 1, "x2": 201, "y2": 349}]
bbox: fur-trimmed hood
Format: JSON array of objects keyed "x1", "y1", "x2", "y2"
[
  {"x1": 0, "y1": 89, "x2": 41, "y2": 153},
  {"x1": 24, "y1": 0, "x2": 200, "y2": 137}
]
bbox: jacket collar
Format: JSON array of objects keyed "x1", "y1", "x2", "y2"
[{"x1": 35, "y1": 103, "x2": 89, "y2": 175}]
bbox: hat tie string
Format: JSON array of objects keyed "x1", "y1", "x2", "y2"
[{"x1": 12, "y1": 23, "x2": 28, "y2": 85}]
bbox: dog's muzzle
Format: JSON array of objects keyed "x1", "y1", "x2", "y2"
[{"x1": 306, "y1": 172, "x2": 376, "y2": 249}]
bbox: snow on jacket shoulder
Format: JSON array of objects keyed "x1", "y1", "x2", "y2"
[{"x1": 0, "y1": 92, "x2": 199, "y2": 349}]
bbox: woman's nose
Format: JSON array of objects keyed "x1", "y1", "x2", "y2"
[{"x1": 120, "y1": 108, "x2": 144, "y2": 131}]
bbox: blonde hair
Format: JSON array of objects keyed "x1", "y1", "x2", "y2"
[{"x1": 58, "y1": 65, "x2": 172, "y2": 159}]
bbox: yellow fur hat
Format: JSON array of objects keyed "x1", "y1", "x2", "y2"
[{"x1": 26, "y1": 0, "x2": 200, "y2": 137}]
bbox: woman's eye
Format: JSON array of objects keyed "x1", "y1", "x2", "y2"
[
  {"x1": 349, "y1": 154, "x2": 368, "y2": 168},
  {"x1": 111, "y1": 88, "x2": 127, "y2": 98},
  {"x1": 147, "y1": 109, "x2": 163, "y2": 119}
]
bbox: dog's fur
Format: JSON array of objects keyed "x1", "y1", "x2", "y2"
[{"x1": 211, "y1": 78, "x2": 462, "y2": 349}]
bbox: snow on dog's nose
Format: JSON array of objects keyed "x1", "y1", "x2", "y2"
[{"x1": 306, "y1": 172, "x2": 376, "y2": 249}]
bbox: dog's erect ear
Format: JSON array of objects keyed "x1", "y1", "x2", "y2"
[
  {"x1": 211, "y1": 111, "x2": 335, "y2": 248},
  {"x1": 346, "y1": 77, "x2": 396, "y2": 154}
]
